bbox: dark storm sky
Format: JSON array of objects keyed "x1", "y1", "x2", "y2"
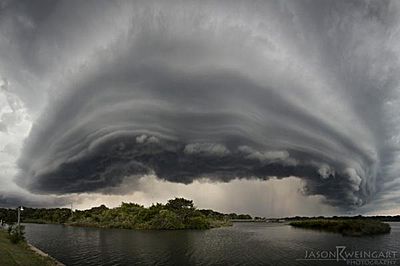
[{"x1": 0, "y1": 0, "x2": 399, "y2": 214}]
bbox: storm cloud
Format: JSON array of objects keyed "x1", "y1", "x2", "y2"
[{"x1": 1, "y1": 0, "x2": 400, "y2": 210}]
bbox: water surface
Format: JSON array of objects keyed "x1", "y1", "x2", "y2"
[{"x1": 24, "y1": 222, "x2": 400, "y2": 266}]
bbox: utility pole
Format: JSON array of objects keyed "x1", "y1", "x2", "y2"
[
  {"x1": 17, "y1": 206, "x2": 23, "y2": 227},
  {"x1": 71, "y1": 203, "x2": 73, "y2": 218}
]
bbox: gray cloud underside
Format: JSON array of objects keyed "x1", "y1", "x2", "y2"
[
  {"x1": 2, "y1": 0, "x2": 398, "y2": 209},
  {"x1": 0, "y1": 190, "x2": 70, "y2": 208},
  {"x1": 18, "y1": 68, "x2": 371, "y2": 208}
]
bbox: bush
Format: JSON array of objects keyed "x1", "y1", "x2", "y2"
[
  {"x1": 7, "y1": 224, "x2": 25, "y2": 244},
  {"x1": 186, "y1": 216, "x2": 210, "y2": 229},
  {"x1": 149, "y1": 210, "x2": 185, "y2": 230}
]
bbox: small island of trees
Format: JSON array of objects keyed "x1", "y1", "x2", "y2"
[{"x1": 0, "y1": 198, "x2": 252, "y2": 230}]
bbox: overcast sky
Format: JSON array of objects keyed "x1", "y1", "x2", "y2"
[{"x1": 0, "y1": 0, "x2": 400, "y2": 217}]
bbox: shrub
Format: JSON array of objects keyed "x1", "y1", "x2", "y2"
[
  {"x1": 7, "y1": 224, "x2": 25, "y2": 244},
  {"x1": 149, "y1": 210, "x2": 185, "y2": 230},
  {"x1": 186, "y1": 216, "x2": 210, "y2": 229}
]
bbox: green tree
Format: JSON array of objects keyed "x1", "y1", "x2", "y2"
[{"x1": 166, "y1": 198, "x2": 194, "y2": 210}]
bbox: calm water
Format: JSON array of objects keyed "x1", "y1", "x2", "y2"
[{"x1": 24, "y1": 222, "x2": 400, "y2": 266}]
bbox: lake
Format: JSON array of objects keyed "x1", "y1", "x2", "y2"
[{"x1": 24, "y1": 222, "x2": 400, "y2": 266}]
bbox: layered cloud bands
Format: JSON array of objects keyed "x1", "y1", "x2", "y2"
[{"x1": 4, "y1": 0, "x2": 399, "y2": 209}]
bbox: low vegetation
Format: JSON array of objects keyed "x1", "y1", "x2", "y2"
[
  {"x1": 7, "y1": 225, "x2": 25, "y2": 244},
  {"x1": 289, "y1": 219, "x2": 391, "y2": 236}
]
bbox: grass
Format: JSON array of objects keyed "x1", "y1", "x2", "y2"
[
  {"x1": 289, "y1": 219, "x2": 391, "y2": 236},
  {"x1": 0, "y1": 229, "x2": 57, "y2": 266}
]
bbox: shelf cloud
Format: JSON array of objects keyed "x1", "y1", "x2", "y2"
[{"x1": 1, "y1": 0, "x2": 399, "y2": 211}]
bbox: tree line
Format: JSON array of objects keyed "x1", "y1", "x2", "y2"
[{"x1": 0, "y1": 198, "x2": 253, "y2": 230}]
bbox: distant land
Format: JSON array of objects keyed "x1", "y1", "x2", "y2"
[{"x1": 289, "y1": 219, "x2": 391, "y2": 236}]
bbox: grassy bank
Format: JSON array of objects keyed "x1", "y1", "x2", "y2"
[
  {"x1": 289, "y1": 219, "x2": 391, "y2": 236},
  {"x1": 0, "y1": 230, "x2": 57, "y2": 266}
]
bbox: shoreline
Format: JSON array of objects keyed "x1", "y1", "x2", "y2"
[
  {"x1": 27, "y1": 243, "x2": 65, "y2": 266},
  {"x1": 23, "y1": 219, "x2": 233, "y2": 231},
  {"x1": 0, "y1": 229, "x2": 60, "y2": 265}
]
